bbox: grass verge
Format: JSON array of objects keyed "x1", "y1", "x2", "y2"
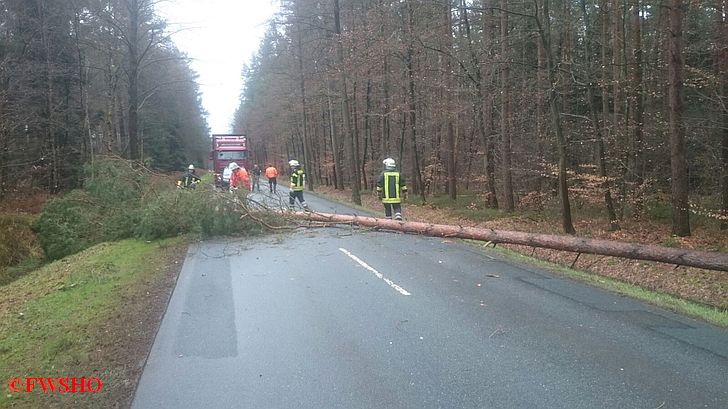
[{"x1": 0, "y1": 237, "x2": 187, "y2": 408}]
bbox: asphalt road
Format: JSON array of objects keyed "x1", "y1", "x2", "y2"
[{"x1": 132, "y1": 187, "x2": 728, "y2": 409}]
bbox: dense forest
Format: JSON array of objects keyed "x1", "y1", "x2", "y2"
[
  {"x1": 234, "y1": 0, "x2": 728, "y2": 236},
  {"x1": 0, "y1": 0, "x2": 209, "y2": 195}
]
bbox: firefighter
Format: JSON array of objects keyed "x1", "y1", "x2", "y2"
[
  {"x1": 288, "y1": 160, "x2": 309, "y2": 210},
  {"x1": 376, "y1": 158, "x2": 407, "y2": 220},
  {"x1": 265, "y1": 164, "x2": 278, "y2": 193},
  {"x1": 229, "y1": 162, "x2": 250, "y2": 192},
  {"x1": 177, "y1": 164, "x2": 201, "y2": 189}
]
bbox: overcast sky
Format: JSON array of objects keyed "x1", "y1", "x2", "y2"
[{"x1": 155, "y1": 0, "x2": 280, "y2": 134}]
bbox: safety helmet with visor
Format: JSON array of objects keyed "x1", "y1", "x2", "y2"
[{"x1": 383, "y1": 157, "x2": 396, "y2": 170}]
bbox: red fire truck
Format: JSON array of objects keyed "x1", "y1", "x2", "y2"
[{"x1": 209, "y1": 134, "x2": 249, "y2": 187}]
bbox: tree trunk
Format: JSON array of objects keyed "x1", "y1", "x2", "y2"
[
  {"x1": 668, "y1": 0, "x2": 690, "y2": 236},
  {"x1": 382, "y1": 55, "x2": 391, "y2": 157},
  {"x1": 334, "y1": 0, "x2": 361, "y2": 204},
  {"x1": 295, "y1": 11, "x2": 314, "y2": 191},
  {"x1": 39, "y1": 0, "x2": 59, "y2": 192},
  {"x1": 630, "y1": 0, "x2": 645, "y2": 215},
  {"x1": 718, "y1": 0, "x2": 728, "y2": 229},
  {"x1": 612, "y1": 0, "x2": 624, "y2": 208},
  {"x1": 536, "y1": 6, "x2": 546, "y2": 196},
  {"x1": 363, "y1": 77, "x2": 373, "y2": 190},
  {"x1": 127, "y1": 0, "x2": 140, "y2": 160},
  {"x1": 300, "y1": 212, "x2": 728, "y2": 272},
  {"x1": 501, "y1": 0, "x2": 514, "y2": 210},
  {"x1": 405, "y1": 0, "x2": 424, "y2": 200},
  {"x1": 581, "y1": 0, "x2": 620, "y2": 230},
  {"x1": 445, "y1": 0, "x2": 457, "y2": 200},
  {"x1": 480, "y1": 0, "x2": 499, "y2": 208},
  {"x1": 601, "y1": 0, "x2": 611, "y2": 162},
  {"x1": 540, "y1": 0, "x2": 576, "y2": 234},
  {"x1": 327, "y1": 80, "x2": 343, "y2": 190}
]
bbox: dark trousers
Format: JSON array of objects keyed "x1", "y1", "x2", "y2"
[
  {"x1": 290, "y1": 190, "x2": 305, "y2": 205},
  {"x1": 252, "y1": 175, "x2": 260, "y2": 191},
  {"x1": 268, "y1": 177, "x2": 277, "y2": 192},
  {"x1": 383, "y1": 203, "x2": 402, "y2": 218}
]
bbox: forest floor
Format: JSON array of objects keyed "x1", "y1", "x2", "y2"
[{"x1": 311, "y1": 186, "x2": 728, "y2": 315}]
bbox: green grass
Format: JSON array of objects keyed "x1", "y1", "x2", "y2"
[
  {"x1": 482, "y1": 244, "x2": 728, "y2": 328},
  {"x1": 0, "y1": 237, "x2": 185, "y2": 408}
]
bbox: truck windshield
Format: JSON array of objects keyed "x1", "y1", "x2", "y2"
[{"x1": 217, "y1": 151, "x2": 247, "y2": 160}]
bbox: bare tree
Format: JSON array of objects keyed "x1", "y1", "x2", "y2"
[
  {"x1": 500, "y1": 0, "x2": 514, "y2": 210},
  {"x1": 668, "y1": 0, "x2": 690, "y2": 236}
]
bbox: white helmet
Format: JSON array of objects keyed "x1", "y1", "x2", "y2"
[
  {"x1": 188, "y1": 164, "x2": 195, "y2": 170},
  {"x1": 229, "y1": 162, "x2": 239, "y2": 170},
  {"x1": 289, "y1": 159, "x2": 300, "y2": 168},
  {"x1": 383, "y1": 157, "x2": 396, "y2": 170}
]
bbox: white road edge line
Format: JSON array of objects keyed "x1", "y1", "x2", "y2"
[{"x1": 339, "y1": 248, "x2": 411, "y2": 296}]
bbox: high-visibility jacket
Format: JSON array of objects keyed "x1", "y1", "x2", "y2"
[
  {"x1": 265, "y1": 166, "x2": 278, "y2": 179},
  {"x1": 376, "y1": 171, "x2": 407, "y2": 204},
  {"x1": 290, "y1": 169, "x2": 305, "y2": 191},
  {"x1": 179, "y1": 171, "x2": 200, "y2": 188},
  {"x1": 231, "y1": 167, "x2": 250, "y2": 190}
]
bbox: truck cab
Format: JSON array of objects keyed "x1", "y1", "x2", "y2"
[{"x1": 210, "y1": 134, "x2": 249, "y2": 187}]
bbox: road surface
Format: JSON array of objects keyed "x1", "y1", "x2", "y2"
[{"x1": 132, "y1": 187, "x2": 728, "y2": 408}]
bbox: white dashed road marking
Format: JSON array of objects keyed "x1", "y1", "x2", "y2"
[{"x1": 339, "y1": 248, "x2": 411, "y2": 296}]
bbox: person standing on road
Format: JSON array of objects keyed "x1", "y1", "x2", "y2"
[
  {"x1": 376, "y1": 158, "x2": 407, "y2": 220},
  {"x1": 251, "y1": 164, "x2": 262, "y2": 192},
  {"x1": 229, "y1": 162, "x2": 250, "y2": 192},
  {"x1": 288, "y1": 160, "x2": 309, "y2": 211},
  {"x1": 265, "y1": 164, "x2": 278, "y2": 193}
]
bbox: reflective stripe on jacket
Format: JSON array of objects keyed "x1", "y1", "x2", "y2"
[
  {"x1": 180, "y1": 172, "x2": 200, "y2": 187},
  {"x1": 290, "y1": 169, "x2": 305, "y2": 191},
  {"x1": 376, "y1": 171, "x2": 407, "y2": 203}
]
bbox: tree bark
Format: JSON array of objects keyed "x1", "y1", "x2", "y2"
[
  {"x1": 480, "y1": 0, "x2": 499, "y2": 208},
  {"x1": 581, "y1": 0, "x2": 620, "y2": 230},
  {"x1": 718, "y1": 0, "x2": 728, "y2": 229},
  {"x1": 326, "y1": 81, "x2": 343, "y2": 190},
  {"x1": 127, "y1": 0, "x2": 140, "y2": 160},
  {"x1": 539, "y1": 0, "x2": 576, "y2": 234},
  {"x1": 405, "y1": 0, "x2": 424, "y2": 200},
  {"x1": 334, "y1": 0, "x2": 361, "y2": 204},
  {"x1": 668, "y1": 0, "x2": 691, "y2": 236},
  {"x1": 295, "y1": 7, "x2": 314, "y2": 191},
  {"x1": 445, "y1": 0, "x2": 457, "y2": 200},
  {"x1": 630, "y1": 0, "x2": 645, "y2": 214},
  {"x1": 501, "y1": 0, "x2": 514, "y2": 210},
  {"x1": 39, "y1": 0, "x2": 59, "y2": 192},
  {"x1": 299, "y1": 212, "x2": 728, "y2": 272}
]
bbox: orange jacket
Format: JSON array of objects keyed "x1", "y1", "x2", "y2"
[
  {"x1": 230, "y1": 167, "x2": 250, "y2": 190},
  {"x1": 265, "y1": 166, "x2": 278, "y2": 179}
]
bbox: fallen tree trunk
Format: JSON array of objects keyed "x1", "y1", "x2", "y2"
[{"x1": 298, "y1": 212, "x2": 728, "y2": 273}]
